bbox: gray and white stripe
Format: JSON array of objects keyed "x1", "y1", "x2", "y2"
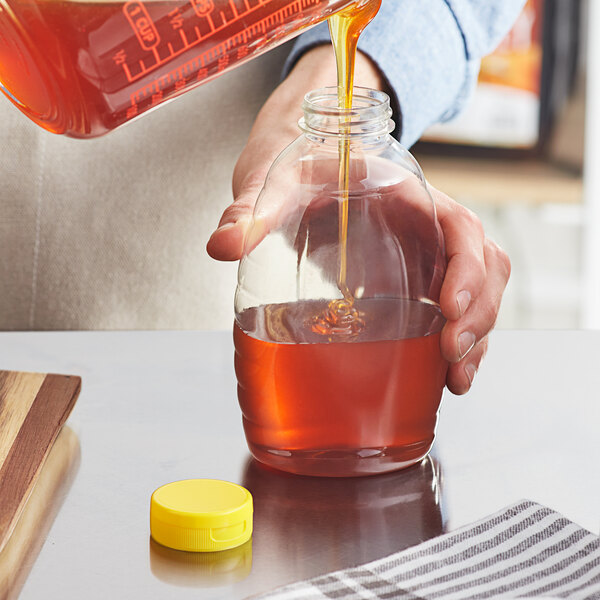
[{"x1": 255, "y1": 501, "x2": 600, "y2": 600}]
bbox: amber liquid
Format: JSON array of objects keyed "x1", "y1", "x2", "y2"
[
  {"x1": 0, "y1": 0, "x2": 354, "y2": 136},
  {"x1": 328, "y1": 0, "x2": 381, "y2": 293},
  {"x1": 235, "y1": 299, "x2": 448, "y2": 477},
  {"x1": 310, "y1": 0, "x2": 381, "y2": 337}
]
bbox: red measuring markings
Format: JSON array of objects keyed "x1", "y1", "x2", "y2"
[
  {"x1": 191, "y1": 0, "x2": 216, "y2": 18},
  {"x1": 125, "y1": 0, "x2": 329, "y2": 114},
  {"x1": 121, "y1": 0, "x2": 275, "y2": 85},
  {"x1": 123, "y1": 1, "x2": 160, "y2": 50}
]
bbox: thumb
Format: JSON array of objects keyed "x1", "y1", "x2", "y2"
[{"x1": 206, "y1": 183, "x2": 262, "y2": 262}]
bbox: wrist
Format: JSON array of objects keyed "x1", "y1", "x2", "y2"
[{"x1": 284, "y1": 44, "x2": 385, "y2": 95}]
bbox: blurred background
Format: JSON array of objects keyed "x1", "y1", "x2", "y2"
[{"x1": 412, "y1": 0, "x2": 594, "y2": 329}]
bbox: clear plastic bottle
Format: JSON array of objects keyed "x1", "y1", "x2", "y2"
[
  {"x1": 234, "y1": 87, "x2": 449, "y2": 477},
  {"x1": 0, "y1": 0, "x2": 361, "y2": 137}
]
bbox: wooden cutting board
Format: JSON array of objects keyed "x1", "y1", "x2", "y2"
[
  {"x1": 0, "y1": 426, "x2": 80, "y2": 600},
  {"x1": 0, "y1": 371, "x2": 81, "y2": 554}
]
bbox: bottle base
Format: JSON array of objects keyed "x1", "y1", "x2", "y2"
[{"x1": 247, "y1": 439, "x2": 434, "y2": 477}]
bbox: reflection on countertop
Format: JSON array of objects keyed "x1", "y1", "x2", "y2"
[
  {"x1": 150, "y1": 538, "x2": 253, "y2": 588},
  {"x1": 243, "y1": 455, "x2": 445, "y2": 586},
  {"x1": 0, "y1": 426, "x2": 81, "y2": 600},
  {"x1": 147, "y1": 456, "x2": 445, "y2": 592}
]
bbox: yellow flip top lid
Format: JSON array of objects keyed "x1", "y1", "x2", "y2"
[{"x1": 150, "y1": 479, "x2": 253, "y2": 552}]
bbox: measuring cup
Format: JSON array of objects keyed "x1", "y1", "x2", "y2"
[{"x1": 0, "y1": 0, "x2": 360, "y2": 137}]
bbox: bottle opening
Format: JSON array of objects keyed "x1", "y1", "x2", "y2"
[{"x1": 299, "y1": 86, "x2": 394, "y2": 138}]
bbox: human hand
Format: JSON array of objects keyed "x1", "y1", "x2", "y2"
[
  {"x1": 281, "y1": 177, "x2": 511, "y2": 398},
  {"x1": 206, "y1": 46, "x2": 510, "y2": 397},
  {"x1": 206, "y1": 45, "x2": 383, "y2": 261}
]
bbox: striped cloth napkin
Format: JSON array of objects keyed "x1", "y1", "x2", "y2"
[{"x1": 255, "y1": 500, "x2": 600, "y2": 600}]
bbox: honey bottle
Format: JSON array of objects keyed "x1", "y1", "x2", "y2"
[{"x1": 234, "y1": 86, "x2": 449, "y2": 477}]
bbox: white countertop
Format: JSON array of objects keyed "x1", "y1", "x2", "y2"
[{"x1": 0, "y1": 329, "x2": 598, "y2": 598}]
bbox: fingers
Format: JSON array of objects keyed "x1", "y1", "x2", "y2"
[
  {"x1": 208, "y1": 154, "x2": 369, "y2": 262},
  {"x1": 207, "y1": 92, "x2": 302, "y2": 261},
  {"x1": 205, "y1": 217, "x2": 251, "y2": 262},
  {"x1": 441, "y1": 238, "x2": 511, "y2": 394},
  {"x1": 432, "y1": 186, "x2": 487, "y2": 322},
  {"x1": 427, "y1": 184, "x2": 511, "y2": 393},
  {"x1": 446, "y1": 336, "x2": 489, "y2": 395},
  {"x1": 206, "y1": 178, "x2": 262, "y2": 261}
]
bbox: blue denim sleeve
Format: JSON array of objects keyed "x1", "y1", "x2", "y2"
[{"x1": 283, "y1": 0, "x2": 526, "y2": 147}]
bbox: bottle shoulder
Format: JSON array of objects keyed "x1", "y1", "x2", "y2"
[{"x1": 269, "y1": 134, "x2": 426, "y2": 191}]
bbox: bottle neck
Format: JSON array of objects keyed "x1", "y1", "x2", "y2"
[{"x1": 299, "y1": 87, "x2": 394, "y2": 141}]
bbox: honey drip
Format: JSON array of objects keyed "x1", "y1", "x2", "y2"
[
  {"x1": 310, "y1": 298, "x2": 366, "y2": 338},
  {"x1": 310, "y1": 0, "x2": 382, "y2": 339}
]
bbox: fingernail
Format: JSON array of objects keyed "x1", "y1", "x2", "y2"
[
  {"x1": 456, "y1": 290, "x2": 472, "y2": 317},
  {"x1": 458, "y1": 331, "x2": 476, "y2": 360},
  {"x1": 215, "y1": 222, "x2": 236, "y2": 233},
  {"x1": 465, "y1": 363, "x2": 477, "y2": 386}
]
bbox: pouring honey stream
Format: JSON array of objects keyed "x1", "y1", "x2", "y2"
[{"x1": 310, "y1": 0, "x2": 382, "y2": 340}]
